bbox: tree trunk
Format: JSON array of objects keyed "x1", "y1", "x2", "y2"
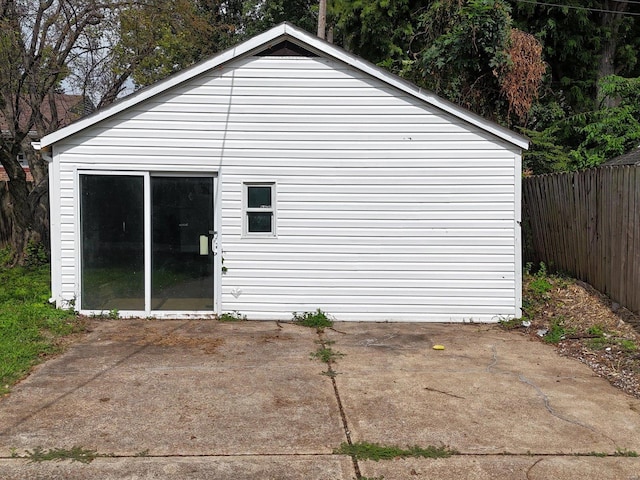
[
  {"x1": 0, "y1": 146, "x2": 49, "y2": 264},
  {"x1": 597, "y1": 1, "x2": 629, "y2": 107}
]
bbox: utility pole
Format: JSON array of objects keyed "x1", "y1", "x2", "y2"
[{"x1": 317, "y1": 0, "x2": 327, "y2": 39}]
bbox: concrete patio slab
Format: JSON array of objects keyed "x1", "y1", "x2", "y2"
[
  {"x1": 359, "y1": 456, "x2": 640, "y2": 480},
  {"x1": 325, "y1": 323, "x2": 640, "y2": 455},
  {"x1": 1, "y1": 320, "x2": 640, "y2": 479},
  {"x1": 0, "y1": 455, "x2": 354, "y2": 480},
  {"x1": 0, "y1": 320, "x2": 344, "y2": 457}
]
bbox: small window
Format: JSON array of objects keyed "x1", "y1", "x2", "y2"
[{"x1": 244, "y1": 183, "x2": 275, "y2": 235}]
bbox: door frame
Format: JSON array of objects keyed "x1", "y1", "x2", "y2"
[{"x1": 75, "y1": 168, "x2": 220, "y2": 317}]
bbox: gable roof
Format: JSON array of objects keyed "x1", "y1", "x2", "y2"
[{"x1": 40, "y1": 23, "x2": 528, "y2": 150}]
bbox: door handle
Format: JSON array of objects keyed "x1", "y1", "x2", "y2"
[{"x1": 211, "y1": 232, "x2": 219, "y2": 256}]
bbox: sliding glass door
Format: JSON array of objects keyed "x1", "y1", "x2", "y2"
[
  {"x1": 79, "y1": 173, "x2": 215, "y2": 313},
  {"x1": 151, "y1": 177, "x2": 214, "y2": 310}
]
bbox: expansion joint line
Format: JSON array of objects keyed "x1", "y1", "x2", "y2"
[{"x1": 316, "y1": 329, "x2": 362, "y2": 479}]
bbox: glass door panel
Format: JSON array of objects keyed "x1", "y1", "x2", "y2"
[
  {"x1": 80, "y1": 175, "x2": 145, "y2": 310},
  {"x1": 151, "y1": 177, "x2": 214, "y2": 310}
]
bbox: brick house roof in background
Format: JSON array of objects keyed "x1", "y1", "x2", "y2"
[
  {"x1": 0, "y1": 93, "x2": 88, "y2": 138},
  {"x1": 1, "y1": 94, "x2": 88, "y2": 182}
]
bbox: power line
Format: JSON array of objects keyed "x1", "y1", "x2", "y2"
[{"x1": 515, "y1": 0, "x2": 640, "y2": 15}]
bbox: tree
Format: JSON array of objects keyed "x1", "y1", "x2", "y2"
[
  {"x1": 331, "y1": 0, "x2": 418, "y2": 65},
  {"x1": 0, "y1": 0, "x2": 250, "y2": 263},
  {"x1": 330, "y1": 1, "x2": 545, "y2": 125},
  {"x1": 0, "y1": 0, "x2": 114, "y2": 263},
  {"x1": 510, "y1": 0, "x2": 640, "y2": 111},
  {"x1": 524, "y1": 75, "x2": 640, "y2": 173}
]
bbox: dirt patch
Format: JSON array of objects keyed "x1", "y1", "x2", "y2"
[
  {"x1": 144, "y1": 333, "x2": 224, "y2": 354},
  {"x1": 105, "y1": 323, "x2": 224, "y2": 354},
  {"x1": 507, "y1": 275, "x2": 640, "y2": 399}
]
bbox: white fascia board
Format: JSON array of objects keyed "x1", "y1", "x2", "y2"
[{"x1": 41, "y1": 22, "x2": 528, "y2": 150}]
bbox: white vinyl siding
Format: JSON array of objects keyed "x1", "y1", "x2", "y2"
[{"x1": 51, "y1": 55, "x2": 521, "y2": 321}]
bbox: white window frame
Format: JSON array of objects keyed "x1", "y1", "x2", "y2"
[{"x1": 243, "y1": 182, "x2": 276, "y2": 237}]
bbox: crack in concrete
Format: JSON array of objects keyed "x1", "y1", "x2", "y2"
[
  {"x1": 526, "y1": 457, "x2": 544, "y2": 480},
  {"x1": 484, "y1": 344, "x2": 620, "y2": 450},
  {"x1": 1, "y1": 451, "x2": 630, "y2": 461},
  {"x1": 423, "y1": 386, "x2": 465, "y2": 399},
  {"x1": 486, "y1": 345, "x2": 499, "y2": 372},
  {"x1": 517, "y1": 374, "x2": 598, "y2": 431},
  {"x1": 0, "y1": 452, "x2": 343, "y2": 461},
  {"x1": 316, "y1": 329, "x2": 362, "y2": 479}
]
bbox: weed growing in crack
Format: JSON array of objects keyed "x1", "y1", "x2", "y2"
[
  {"x1": 23, "y1": 446, "x2": 101, "y2": 464},
  {"x1": 614, "y1": 448, "x2": 639, "y2": 457},
  {"x1": 582, "y1": 451, "x2": 607, "y2": 457},
  {"x1": 334, "y1": 442, "x2": 457, "y2": 461},
  {"x1": 311, "y1": 344, "x2": 344, "y2": 364},
  {"x1": 134, "y1": 449, "x2": 150, "y2": 457},
  {"x1": 292, "y1": 309, "x2": 333, "y2": 330}
]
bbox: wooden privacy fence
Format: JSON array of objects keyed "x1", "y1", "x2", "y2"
[{"x1": 523, "y1": 166, "x2": 640, "y2": 314}]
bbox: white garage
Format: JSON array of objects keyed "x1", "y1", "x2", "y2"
[{"x1": 38, "y1": 23, "x2": 528, "y2": 321}]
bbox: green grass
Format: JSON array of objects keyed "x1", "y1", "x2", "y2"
[
  {"x1": 334, "y1": 441, "x2": 457, "y2": 461},
  {"x1": 0, "y1": 265, "x2": 83, "y2": 394},
  {"x1": 543, "y1": 316, "x2": 576, "y2": 344}
]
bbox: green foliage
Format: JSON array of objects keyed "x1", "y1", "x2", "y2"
[
  {"x1": 311, "y1": 341, "x2": 344, "y2": 364},
  {"x1": 586, "y1": 324, "x2": 605, "y2": 337},
  {"x1": 619, "y1": 339, "x2": 637, "y2": 352},
  {"x1": 292, "y1": 309, "x2": 334, "y2": 329},
  {"x1": 414, "y1": 0, "x2": 513, "y2": 119},
  {"x1": 244, "y1": 0, "x2": 319, "y2": 37},
  {"x1": 0, "y1": 246, "x2": 14, "y2": 268},
  {"x1": 614, "y1": 448, "x2": 639, "y2": 457},
  {"x1": 218, "y1": 311, "x2": 247, "y2": 322},
  {"x1": 334, "y1": 441, "x2": 457, "y2": 461},
  {"x1": 24, "y1": 241, "x2": 49, "y2": 268},
  {"x1": 521, "y1": 263, "x2": 555, "y2": 321},
  {"x1": 525, "y1": 75, "x2": 640, "y2": 173},
  {"x1": 543, "y1": 316, "x2": 575, "y2": 344},
  {"x1": 331, "y1": 0, "x2": 417, "y2": 65},
  {"x1": 527, "y1": 264, "x2": 553, "y2": 299},
  {"x1": 0, "y1": 266, "x2": 82, "y2": 394},
  {"x1": 584, "y1": 451, "x2": 607, "y2": 457},
  {"x1": 24, "y1": 446, "x2": 100, "y2": 464}
]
